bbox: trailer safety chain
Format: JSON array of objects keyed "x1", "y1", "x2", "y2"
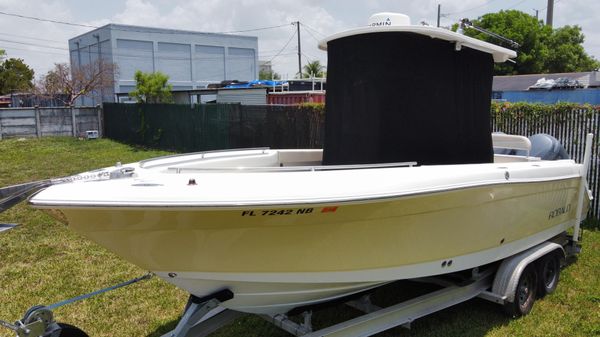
[
  {"x1": 0, "y1": 320, "x2": 19, "y2": 332},
  {"x1": 0, "y1": 273, "x2": 153, "y2": 337},
  {"x1": 46, "y1": 272, "x2": 153, "y2": 310}
]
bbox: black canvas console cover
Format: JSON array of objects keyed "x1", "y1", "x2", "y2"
[{"x1": 322, "y1": 32, "x2": 494, "y2": 165}]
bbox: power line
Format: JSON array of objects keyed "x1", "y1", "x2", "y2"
[
  {"x1": 258, "y1": 47, "x2": 295, "y2": 53},
  {"x1": 0, "y1": 38, "x2": 294, "y2": 62},
  {"x1": 0, "y1": 45, "x2": 68, "y2": 57},
  {"x1": 269, "y1": 30, "x2": 297, "y2": 62},
  {"x1": 0, "y1": 38, "x2": 68, "y2": 51},
  {"x1": 0, "y1": 32, "x2": 64, "y2": 43},
  {"x1": 300, "y1": 55, "x2": 312, "y2": 76},
  {"x1": 0, "y1": 32, "x2": 300, "y2": 60},
  {"x1": 537, "y1": 0, "x2": 561, "y2": 12},
  {"x1": 442, "y1": 0, "x2": 533, "y2": 24},
  {"x1": 445, "y1": 0, "x2": 500, "y2": 15},
  {"x1": 300, "y1": 23, "x2": 322, "y2": 44},
  {"x1": 506, "y1": 0, "x2": 529, "y2": 10},
  {"x1": 219, "y1": 23, "x2": 293, "y2": 34},
  {"x1": 0, "y1": 10, "x2": 96, "y2": 28},
  {"x1": 301, "y1": 47, "x2": 326, "y2": 60},
  {"x1": 0, "y1": 9, "x2": 308, "y2": 76},
  {"x1": 302, "y1": 51, "x2": 324, "y2": 63},
  {"x1": 301, "y1": 52, "x2": 314, "y2": 64},
  {"x1": 109, "y1": 24, "x2": 291, "y2": 36},
  {"x1": 1, "y1": 45, "x2": 270, "y2": 80},
  {"x1": 300, "y1": 23, "x2": 326, "y2": 38},
  {"x1": 0, "y1": 10, "x2": 291, "y2": 36},
  {"x1": 0, "y1": 23, "x2": 314, "y2": 73}
]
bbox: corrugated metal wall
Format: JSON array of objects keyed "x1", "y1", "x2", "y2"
[
  {"x1": 116, "y1": 39, "x2": 154, "y2": 80},
  {"x1": 195, "y1": 45, "x2": 225, "y2": 81},
  {"x1": 496, "y1": 89, "x2": 600, "y2": 104},
  {"x1": 217, "y1": 89, "x2": 267, "y2": 105},
  {"x1": 157, "y1": 42, "x2": 192, "y2": 81}
]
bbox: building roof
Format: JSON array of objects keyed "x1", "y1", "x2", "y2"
[
  {"x1": 493, "y1": 71, "x2": 600, "y2": 91},
  {"x1": 69, "y1": 23, "x2": 257, "y2": 42}
]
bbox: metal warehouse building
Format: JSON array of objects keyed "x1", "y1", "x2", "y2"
[{"x1": 68, "y1": 24, "x2": 258, "y2": 105}]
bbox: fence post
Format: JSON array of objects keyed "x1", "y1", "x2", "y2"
[
  {"x1": 96, "y1": 104, "x2": 103, "y2": 138},
  {"x1": 35, "y1": 106, "x2": 41, "y2": 138},
  {"x1": 71, "y1": 106, "x2": 77, "y2": 137}
]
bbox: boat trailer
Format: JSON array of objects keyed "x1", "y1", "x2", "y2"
[
  {"x1": 0, "y1": 238, "x2": 576, "y2": 337},
  {"x1": 158, "y1": 239, "x2": 573, "y2": 337}
]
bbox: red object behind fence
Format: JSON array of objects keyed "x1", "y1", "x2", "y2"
[{"x1": 267, "y1": 92, "x2": 325, "y2": 105}]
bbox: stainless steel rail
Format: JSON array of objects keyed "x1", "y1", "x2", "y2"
[
  {"x1": 171, "y1": 161, "x2": 418, "y2": 174},
  {"x1": 139, "y1": 147, "x2": 271, "y2": 168}
]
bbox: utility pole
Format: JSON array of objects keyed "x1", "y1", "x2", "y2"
[
  {"x1": 534, "y1": 9, "x2": 539, "y2": 20},
  {"x1": 546, "y1": 0, "x2": 554, "y2": 27},
  {"x1": 296, "y1": 21, "x2": 302, "y2": 78},
  {"x1": 437, "y1": 4, "x2": 441, "y2": 28}
]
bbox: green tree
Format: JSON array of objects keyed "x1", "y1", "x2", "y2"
[
  {"x1": 259, "y1": 69, "x2": 281, "y2": 80},
  {"x1": 129, "y1": 70, "x2": 173, "y2": 103},
  {"x1": 302, "y1": 60, "x2": 325, "y2": 78},
  {"x1": 545, "y1": 25, "x2": 600, "y2": 73},
  {"x1": 0, "y1": 57, "x2": 35, "y2": 95},
  {"x1": 462, "y1": 10, "x2": 599, "y2": 75}
]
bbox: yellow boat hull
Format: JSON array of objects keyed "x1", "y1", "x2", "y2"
[{"x1": 55, "y1": 178, "x2": 581, "y2": 314}]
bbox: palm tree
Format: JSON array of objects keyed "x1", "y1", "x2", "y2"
[{"x1": 302, "y1": 61, "x2": 325, "y2": 78}]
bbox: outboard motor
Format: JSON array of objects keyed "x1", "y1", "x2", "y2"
[{"x1": 528, "y1": 134, "x2": 570, "y2": 160}]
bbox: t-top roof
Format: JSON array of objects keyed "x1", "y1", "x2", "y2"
[{"x1": 318, "y1": 13, "x2": 517, "y2": 63}]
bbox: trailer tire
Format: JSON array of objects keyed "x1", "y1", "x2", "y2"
[
  {"x1": 56, "y1": 323, "x2": 89, "y2": 337},
  {"x1": 504, "y1": 265, "x2": 538, "y2": 317},
  {"x1": 536, "y1": 252, "x2": 561, "y2": 297}
]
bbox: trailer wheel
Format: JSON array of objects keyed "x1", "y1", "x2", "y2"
[
  {"x1": 56, "y1": 323, "x2": 89, "y2": 337},
  {"x1": 536, "y1": 252, "x2": 561, "y2": 297},
  {"x1": 504, "y1": 265, "x2": 538, "y2": 317}
]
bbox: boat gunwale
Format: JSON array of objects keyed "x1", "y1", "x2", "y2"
[
  {"x1": 168, "y1": 161, "x2": 418, "y2": 173},
  {"x1": 29, "y1": 174, "x2": 582, "y2": 210}
]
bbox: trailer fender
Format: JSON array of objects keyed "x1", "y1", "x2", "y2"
[{"x1": 492, "y1": 241, "x2": 565, "y2": 303}]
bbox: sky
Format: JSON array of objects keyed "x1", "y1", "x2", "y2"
[{"x1": 0, "y1": 0, "x2": 598, "y2": 80}]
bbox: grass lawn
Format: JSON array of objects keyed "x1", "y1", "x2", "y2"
[{"x1": 0, "y1": 137, "x2": 599, "y2": 337}]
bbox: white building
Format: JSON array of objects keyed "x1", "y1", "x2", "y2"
[{"x1": 69, "y1": 24, "x2": 258, "y2": 104}]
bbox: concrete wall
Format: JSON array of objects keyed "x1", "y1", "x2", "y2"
[
  {"x1": 0, "y1": 107, "x2": 102, "y2": 139},
  {"x1": 69, "y1": 24, "x2": 258, "y2": 103}
]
